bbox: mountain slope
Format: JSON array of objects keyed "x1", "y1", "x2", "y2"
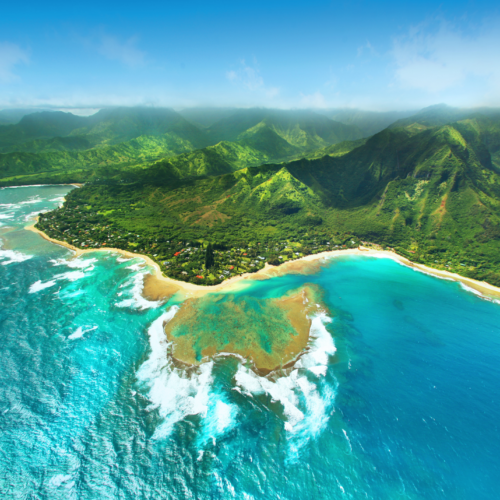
[
  {"x1": 0, "y1": 107, "x2": 210, "y2": 154},
  {"x1": 0, "y1": 112, "x2": 88, "y2": 150},
  {"x1": 206, "y1": 108, "x2": 363, "y2": 146},
  {"x1": 35, "y1": 110, "x2": 500, "y2": 287},
  {"x1": 317, "y1": 108, "x2": 417, "y2": 137}
]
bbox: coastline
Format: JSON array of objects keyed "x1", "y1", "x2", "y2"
[
  {"x1": 25, "y1": 223, "x2": 500, "y2": 302},
  {"x1": 0, "y1": 183, "x2": 83, "y2": 189}
]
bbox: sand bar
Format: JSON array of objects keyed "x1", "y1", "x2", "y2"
[{"x1": 26, "y1": 223, "x2": 500, "y2": 302}]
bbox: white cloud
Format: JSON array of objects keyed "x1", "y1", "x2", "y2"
[
  {"x1": 226, "y1": 59, "x2": 280, "y2": 99},
  {"x1": 0, "y1": 42, "x2": 29, "y2": 83},
  {"x1": 98, "y1": 35, "x2": 146, "y2": 68},
  {"x1": 300, "y1": 91, "x2": 327, "y2": 108},
  {"x1": 392, "y1": 19, "x2": 500, "y2": 94}
]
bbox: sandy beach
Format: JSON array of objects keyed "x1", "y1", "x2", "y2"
[{"x1": 26, "y1": 223, "x2": 500, "y2": 302}]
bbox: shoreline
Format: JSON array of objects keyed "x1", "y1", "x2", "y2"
[
  {"x1": 25, "y1": 223, "x2": 500, "y2": 301},
  {"x1": 1, "y1": 183, "x2": 83, "y2": 189}
]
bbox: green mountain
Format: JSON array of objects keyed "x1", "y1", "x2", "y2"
[
  {"x1": 0, "y1": 108, "x2": 52, "y2": 126},
  {"x1": 317, "y1": 108, "x2": 417, "y2": 137},
  {"x1": 178, "y1": 107, "x2": 237, "y2": 129},
  {"x1": 206, "y1": 108, "x2": 363, "y2": 147},
  {"x1": 0, "y1": 107, "x2": 368, "y2": 186},
  {"x1": 0, "y1": 134, "x2": 197, "y2": 180},
  {"x1": 390, "y1": 104, "x2": 500, "y2": 130},
  {"x1": 68, "y1": 107, "x2": 210, "y2": 149},
  {"x1": 0, "y1": 111, "x2": 88, "y2": 150},
  {"x1": 0, "y1": 107, "x2": 209, "y2": 154},
  {"x1": 35, "y1": 108, "x2": 500, "y2": 287}
]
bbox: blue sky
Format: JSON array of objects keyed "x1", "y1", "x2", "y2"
[{"x1": 1, "y1": 0, "x2": 500, "y2": 111}]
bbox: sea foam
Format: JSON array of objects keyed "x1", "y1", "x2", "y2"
[
  {"x1": 29, "y1": 280, "x2": 57, "y2": 293},
  {"x1": 29, "y1": 257, "x2": 96, "y2": 292},
  {"x1": 0, "y1": 249, "x2": 33, "y2": 266},
  {"x1": 137, "y1": 309, "x2": 237, "y2": 443},
  {"x1": 115, "y1": 268, "x2": 161, "y2": 310},
  {"x1": 68, "y1": 326, "x2": 98, "y2": 340},
  {"x1": 234, "y1": 312, "x2": 337, "y2": 458}
]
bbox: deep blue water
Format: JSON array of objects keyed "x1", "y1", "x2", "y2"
[{"x1": 1, "y1": 186, "x2": 500, "y2": 499}]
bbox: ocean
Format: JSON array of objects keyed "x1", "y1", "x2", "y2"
[{"x1": 1, "y1": 185, "x2": 500, "y2": 499}]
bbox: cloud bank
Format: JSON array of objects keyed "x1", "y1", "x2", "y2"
[{"x1": 392, "y1": 19, "x2": 500, "y2": 100}]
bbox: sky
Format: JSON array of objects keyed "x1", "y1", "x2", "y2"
[{"x1": 1, "y1": 0, "x2": 500, "y2": 112}]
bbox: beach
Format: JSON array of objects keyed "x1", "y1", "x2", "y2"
[{"x1": 26, "y1": 222, "x2": 500, "y2": 302}]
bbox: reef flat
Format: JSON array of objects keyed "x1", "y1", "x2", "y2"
[{"x1": 164, "y1": 284, "x2": 324, "y2": 373}]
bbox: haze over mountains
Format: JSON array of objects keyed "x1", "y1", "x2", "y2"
[{"x1": 4, "y1": 103, "x2": 500, "y2": 286}]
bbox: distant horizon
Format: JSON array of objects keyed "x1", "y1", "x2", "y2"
[{"x1": 2, "y1": 102, "x2": 500, "y2": 118}]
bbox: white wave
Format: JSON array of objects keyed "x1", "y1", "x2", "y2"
[
  {"x1": 234, "y1": 313, "x2": 337, "y2": 457},
  {"x1": 29, "y1": 257, "x2": 95, "y2": 293},
  {"x1": 0, "y1": 249, "x2": 33, "y2": 266},
  {"x1": 2, "y1": 184, "x2": 61, "y2": 189},
  {"x1": 0, "y1": 214, "x2": 13, "y2": 219},
  {"x1": 458, "y1": 281, "x2": 500, "y2": 304},
  {"x1": 58, "y1": 289, "x2": 85, "y2": 300},
  {"x1": 48, "y1": 474, "x2": 74, "y2": 488},
  {"x1": 126, "y1": 262, "x2": 145, "y2": 272},
  {"x1": 459, "y1": 282, "x2": 484, "y2": 297},
  {"x1": 50, "y1": 196, "x2": 65, "y2": 202},
  {"x1": 54, "y1": 270, "x2": 86, "y2": 282},
  {"x1": 214, "y1": 352, "x2": 247, "y2": 363},
  {"x1": 29, "y1": 280, "x2": 57, "y2": 293},
  {"x1": 24, "y1": 210, "x2": 47, "y2": 222},
  {"x1": 198, "y1": 397, "x2": 238, "y2": 447},
  {"x1": 50, "y1": 256, "x2": 97, "y2": 270},
  {"x1": 115, "y1": 271, "x2": 161, "y2": 310},
  {"x1": 68, "y1": 325, "x2": 97, "y2": 340},
  {"x1": 0, "y1": 203, "x2": 21, "y2": 209},
  {"x1": 235, "y1": 367, "x2": 305, "y2": 428},
  {"x1": 408, "y1": 266, "x2": 455, "y2": 281},
  {"x1": 116, "y1": 256, "x2": 133, "y2": 263},
  {"x1": 19, "y1": 196, "x2": 43, "y2": 205},
  {"x1": 295, "y1": 313, "x2": 336, "y2": 374},
  {"x1": 137, "y1": 308, "x2": 219, "y2": 440}
]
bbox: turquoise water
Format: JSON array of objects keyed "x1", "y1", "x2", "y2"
[{"x1": 1, "y1": 186, "x2": 500, "y2": 499}]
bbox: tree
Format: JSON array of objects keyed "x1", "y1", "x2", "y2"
[{"x1": 205, "y1": 242, "x2": 215, "y2": 269}]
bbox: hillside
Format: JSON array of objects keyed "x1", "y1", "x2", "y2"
[
  {"x1": 0, "y1": 107, "x2": 367, "y2": 186},
  {"x1": 205, "y1": 108, "x2": 363, "y2": 146},
  {"x1": 318, "y1": 108, "x2": 417, "y2": 136},
  {"x1": 34, "y1": 110, "x2": 500, "y2": 287}
]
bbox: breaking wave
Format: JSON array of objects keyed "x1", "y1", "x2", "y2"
[
  {"x1": 29, "y1": 280, "x2": 57, "y2": 293},
  {"x1": 29, "y1": 256, "x2": 96, "y2": 292},
  {"x1": 0, "y1": 248, "x2": 33, "y2": 266},
  {"x1": 234, "y1": 312, "x2": 337, "y2": 459},
  {"x1": 68, "y1": 325, "x2": 98, "y2": 340},
  {"x1": 136, "y1": 309, "x2": 238, "y2": 443},
  {"x1": 115, "y1": 264, "x2": 161, "y2": 310}
]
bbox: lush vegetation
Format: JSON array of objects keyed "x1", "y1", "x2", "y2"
[
  {"x1": 2, "y1": 105, "x2": 500, "y2": 286},
  {"x1": 0, "y1": 107, "x2": 363, "y2": 186}
]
